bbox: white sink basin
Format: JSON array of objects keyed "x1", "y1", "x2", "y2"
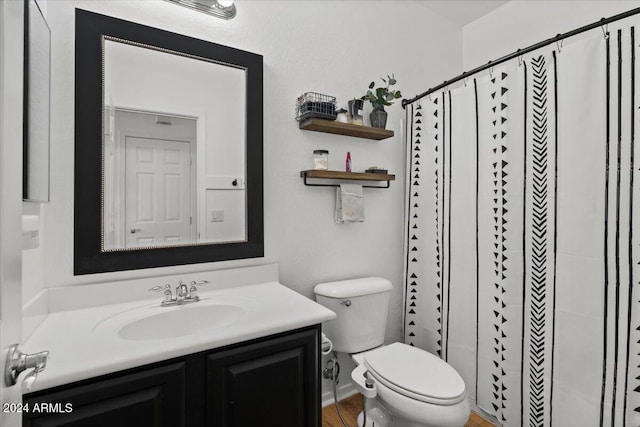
[{"x1": 116, "y1": 304, "x2": 245, "y2": 341}]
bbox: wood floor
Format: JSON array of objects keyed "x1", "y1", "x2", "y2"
[{"x1": 322, "y1": 394, "x2": 495, "y2": 427}]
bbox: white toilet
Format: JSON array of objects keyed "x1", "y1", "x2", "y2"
[{"x1": 314, "y1": 277, "x2": 470, "y2": 427}]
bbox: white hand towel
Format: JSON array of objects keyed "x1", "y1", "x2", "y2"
[{"x1": 335, "y1": 183, "x2": 364, "y2": 223}]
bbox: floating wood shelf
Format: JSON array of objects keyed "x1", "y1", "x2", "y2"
[
  {"x1": 299, "y1": 118, "x2": 394, "y2": 140},
  {"x1": 300, "y1": 170, "x2": 396, "y2": 188}
]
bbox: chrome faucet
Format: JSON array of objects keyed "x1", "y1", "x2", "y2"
[
  {"x1": 176, "y1": 281, "x2": 189, "y2": 302},
  {"x1": 149, "y1": 280, "x2": 210, "y2": 307}
]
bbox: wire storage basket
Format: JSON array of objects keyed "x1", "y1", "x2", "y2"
[{"x1": 295, "y1": 92, "x2": 337, "y2": 122}]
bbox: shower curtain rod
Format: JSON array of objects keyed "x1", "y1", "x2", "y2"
[{"x1": 402, "y1": 6, "x2": 640, "y2": 108}]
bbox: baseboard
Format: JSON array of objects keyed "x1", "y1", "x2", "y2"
[
  {"x1": 468, "y1": 396, "x2": 499, "y2": 425},
  {"x1": 321, "y1": 381, "x2": 358, "y2": 408}
]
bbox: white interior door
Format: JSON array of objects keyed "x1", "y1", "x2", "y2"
[
  {"x1": 0, "y1": 1, "x2": 24, "y2": 425},
  {"x1": 125, "y1": 137, "x2": 193, "y2": 248}
]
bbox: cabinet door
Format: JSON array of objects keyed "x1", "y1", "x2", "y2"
[
  {"x1": 23, "y1": 361, "x2": 186, "y2": 427},
  {"x1": 206, "y1": 327, "x2": 319, "y2": 427}
]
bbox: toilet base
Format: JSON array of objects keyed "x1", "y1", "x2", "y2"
[
  {"x1": 359, "y1": 389, "x2": 469, "y2": 427},
  {"x1": 358, "y1": 394, "x2": 393, "y2": 426},
  {"x1": 358, "y1": 408, "x2": 468, "y2": 427},
  {"x1": 357, "y1": 406, "x2": 393, "y2": 427}
]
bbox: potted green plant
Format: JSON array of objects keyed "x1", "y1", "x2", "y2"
[{"x1": 361, "y1": 74, "x2": 402, "y2": 129}]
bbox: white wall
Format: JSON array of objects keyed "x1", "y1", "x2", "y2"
[
  {"x1": 22, "y1": 203, "x2": 44, "y2": 306},
  {"x1": 104, "y1": 39, "x2": 245, "y2": 178},
  {"x1": 463, "y1": 1, "x2": 640, "y2": 70},
  {"x1": 39, "y1": 0, "x2": 462, "y2": 399}
]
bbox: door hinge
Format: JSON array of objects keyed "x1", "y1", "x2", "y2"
[{"x1": 190, "y1": 216, "x2": 192, "y2": 225}]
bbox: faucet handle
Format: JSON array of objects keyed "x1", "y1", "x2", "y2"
[
  {"x1": 150, "y1": 284, "x2": 173, "y2": 304},
  {"x1": 190, "y1": 280, "x2": 210, "y2": 286},
  {"x1": 188, "y1": 280, "x2": 208, "y2": 300},
  {"x1": 188, "y1": 284, "x2": 198, "y2": 300}
]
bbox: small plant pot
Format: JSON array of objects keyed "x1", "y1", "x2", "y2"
[{"x1": 370, "y1": 109, "x2": 388, "y2": 129}]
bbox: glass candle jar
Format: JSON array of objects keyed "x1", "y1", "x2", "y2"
[{"x1": 313, "y1": 150, "x2": 329, "y2": 170}]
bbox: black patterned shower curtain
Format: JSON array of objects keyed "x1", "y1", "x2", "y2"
[{"x1": 403, "y1": 28, "x2": 640, "y2": 427}]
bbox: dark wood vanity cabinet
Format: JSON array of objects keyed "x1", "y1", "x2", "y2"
[
  {"x1": 206, "y1": 328, "x2": 319, "y2": 426},
  {"x1": 23, "y1": 325, "x2": 320, "y2": 427}
]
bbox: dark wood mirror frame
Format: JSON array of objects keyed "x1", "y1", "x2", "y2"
[{"x1": 74, "y1": 9, "x2": 263, "y2": 275}]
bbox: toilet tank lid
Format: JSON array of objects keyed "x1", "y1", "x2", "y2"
[{"x1": 314, "y1": 277, "x2": 392, "y2": 298}]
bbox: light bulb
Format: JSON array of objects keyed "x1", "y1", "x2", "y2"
[{"x1": 217, "y1": 0, "x2": 234, "y2": 7}]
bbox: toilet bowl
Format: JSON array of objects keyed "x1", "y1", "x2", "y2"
[
  {"x1": 351, "y1": 343, "x2": 470, "y2": 427},
  {"x1": 314, "y1": 277, "x2": 470, "y2": 427}
]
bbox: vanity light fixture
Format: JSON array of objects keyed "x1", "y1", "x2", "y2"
[{"x1": 164, "y1": 0, "x2": 236, "y2": 20}]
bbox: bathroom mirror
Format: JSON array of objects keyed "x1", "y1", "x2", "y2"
[
  {"x1": 23, "y1": 0, "x2": 51, "y2": 202},
  {"x1": 75, "y1": 10, "x2": 263, "y2": 274}
]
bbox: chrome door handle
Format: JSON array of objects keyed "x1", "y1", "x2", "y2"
[
  {"x1": 130, "y1": 227, "x2": 142, "y2": 234},
  {"x1": 4, "y1": 344, "x2": 49, "y2": 391}
]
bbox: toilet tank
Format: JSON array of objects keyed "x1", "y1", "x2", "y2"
[{"x1": 314, "y1": 277, "x2": 392, "y2": 354}]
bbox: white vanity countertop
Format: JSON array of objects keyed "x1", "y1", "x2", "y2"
[{"x1": 23, "y1": 280, "x2": 335, "y2": 393}]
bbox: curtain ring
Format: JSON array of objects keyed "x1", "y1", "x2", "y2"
[
  {"x1": 516, "y1": 49, "x2": 523, "y2": 67},
  {"x1": 489, "y1": 66, "x2": 494, "y2": 78},
  {"x1": 601, "y1": 22, "x2": 609, "y2": 39},
  {"x1": 555, "y1": 38, "x2": 563, "y2": 54},
  {"x1": 464, "y1": 77, "x2": 468, "y2": 87}
]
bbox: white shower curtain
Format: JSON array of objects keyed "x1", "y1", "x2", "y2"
[{"x1": 404, "y1": 26, "x2": 639, "y2": 427}]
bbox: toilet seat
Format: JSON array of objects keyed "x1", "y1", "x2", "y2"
[{"x1": 362, "y1": 342, "x2": 466, "y2": 406}]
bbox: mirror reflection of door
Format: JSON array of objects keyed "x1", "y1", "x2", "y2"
[
  {"x1": 125, "y1": 136, "x2": 193, "y2": 248},
  {"x1": 104, "y1": 109, "x2": 197, "y2": 250}
]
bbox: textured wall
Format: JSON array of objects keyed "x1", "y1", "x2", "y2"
[{"x1": 463, "y1": 1, "x2": 639, "y2": 70}]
